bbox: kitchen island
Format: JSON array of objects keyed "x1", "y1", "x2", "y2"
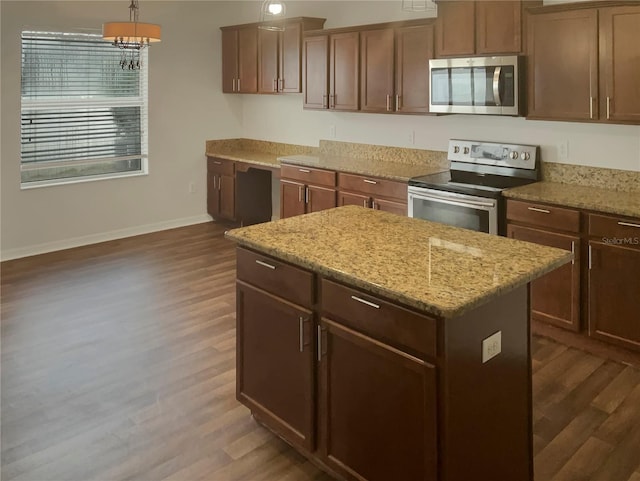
[{"x1": 225, "y1": 206, "x2": 572, "y2": 481}]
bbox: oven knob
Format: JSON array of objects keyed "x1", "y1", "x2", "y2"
[
  {"x1": 463, "y1": 147, "x2": 470, "y2": 154},
  {"x1": 509, "y1": 151, "x2": 519, "y2": 160},
  {"x1": 520, "y1": 152, "x2": 531, "y2": 161},
  {"x1": 453, "y1": 146, "x2": 460, "y2": 153}
]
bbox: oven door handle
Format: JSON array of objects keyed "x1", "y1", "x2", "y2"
[
  {"x1": 410, "y1": 191, "x2": 496, "y2": 209},
  {"x1": 493, "y1": 66, "x2": 502, "y2": 107}
]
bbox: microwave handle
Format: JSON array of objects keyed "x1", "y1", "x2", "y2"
[{"x1": 493, "y1": 66, "x2": 502, "y2": 107}]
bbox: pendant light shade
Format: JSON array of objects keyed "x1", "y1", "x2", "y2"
[
  {"x1": 401, "y1": 0, "x2": 436, "y2": 12},
  {"x1": 259, "y1": 0, "x2": 287, "y2": 31}
]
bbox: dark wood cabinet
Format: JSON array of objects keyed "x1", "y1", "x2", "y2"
[
  {"x1": 435, "y1": 0, "x2": 537, "y2": 58},
  {"x1": 280, "y1": 164, "x2": 337, "y2": 218},
  {"x1": 236, "y1": 249, "x2": 315, "y2": 449},
  {"x1": 258, "y1": 29, "x2": 279, "y2": 93},
  {"x1": 279, "y1": 22, "x2": 303, "y2": 93},
  {"x1": 360, "y1": 29, "x2": 395, "y2": 113},
  {"x1": 303, "y1": 35, "x2": 329, "y2": 109},
  {"x1": 588, "y1": 214, "x2": 640, "y2": 351},
  {"x1": 527, "y1": 3, "x2": 640, "y2": 124},
  {"x1": 507, "y1": 224, "x2": 580, "y2": 331},
  {"x1": 207, "y1": 157, "x2": 235, "y2": 221},
  {"x1": 506, "y1": 200, "x2": 580, "y2": 331},
  {"x1": 337, "y1": 172, "x2": 408, "y2": 217},
  {"x1": 221, "y1": 26, "x2": 258, "y2": 94},
  {"x1": 318, "y1": 318, "x2": 437, "y2": 481},
  {"x1": 330, "y1": 32, "x2": 360, "y2": 111},
  {"x1": 395, "y1": 24, "x2": 434, "y2": 114}
]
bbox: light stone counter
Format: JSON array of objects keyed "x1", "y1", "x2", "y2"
[
  {"x1": 504, "y1": 181, "x2": 640, "y2": 218},
  {"x1": 225, "y1": 205, "x2": 572, "y2": 318},
  {"x1": 206, "y1": 150, "x2": 280, "y2": 170}
]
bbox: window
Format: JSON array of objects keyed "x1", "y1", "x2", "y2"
[{"x1": 20, "y1": 31, "x2": 148, "y2": 187}]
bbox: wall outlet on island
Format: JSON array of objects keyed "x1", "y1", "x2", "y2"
[
  {"x1": 482, "y1": 331, "x2": 502, "y2": 363},
  {"x1": 329, "y1": 124, "x2": 336, "y2": 139},
  {"x1": 558, "y1": 140, "x2": 569, "y2": 162}
]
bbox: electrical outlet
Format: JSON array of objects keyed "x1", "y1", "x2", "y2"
[
  {"x1": 408, "y1": 130, "x2": 415, "y2": 145},
  {"x1": 558, "y1": 140, "x2": 569, "y2": 162},
  {"x1": 188, "y1": 182, "x2": 196, "y2": 194},
  {"x1": 482, "y1": 331, "x2": 502, "y2": 363},
  {"x1": 329, "y1": 125, "x2": 336, "y2": 139}
]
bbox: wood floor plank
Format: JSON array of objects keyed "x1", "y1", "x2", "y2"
[{"x1": 2, "y1": 222, "x2": 639, "y2": 481}]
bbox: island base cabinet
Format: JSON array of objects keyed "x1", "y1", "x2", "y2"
[
  {"x1": 588, "y1": 242, "x2": 640, "y2": 351},
  {"x1": 236, "y1": 282, "x2": 315, "y2": 450},
  {"x1": 318, "y1": 319, "x2": 437, "y2": 481}
]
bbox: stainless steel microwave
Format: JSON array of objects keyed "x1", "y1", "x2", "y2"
[{"x1": 429, "y1": 55, "x2": 523, "y2": 116}]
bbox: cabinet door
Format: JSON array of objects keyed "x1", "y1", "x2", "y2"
[
  {"x1": 330, "y1": 32, "x2": 360, "y2": 111},
  {"x1": 395, "y1": 24, "x2": 433, "y2": 114},
  {"x1": 207, "y1": 172, "x2": 220, "y2": 217},
  {"x1": 318, "y1": 319, "x2": 437, "y2": 481},
  {"x1": 338, "y1": 191, "x2": 370, "y2": 208},
  {"x1": 600, "y1": 6, "x2": 640, "y2": 123},
  {"x1": 281, "y1": 180, "x2": 306, "y2": 219},
  {"x1": 435, "y1": 1, "x2": 476, "y2": 57},
  {"x1": 589, "y1": 242, "x2": 640, "y2": 351},
  {"x1": 237, "y1": 283, "x2": 314, "y2": 449},
  {"x1": 221, "y1": 29, "x2": 238, "y2": 93},
  {"x1": 476, "y1": 1, "x2": 522, "y2": 54},
  {"x1": 527, "y1": 9, "x2": 598, "y2": 121},
  {"x1": 307, "y1": 185, "x2": 336, "y2": 214},
  {"x1": 280, "y1": 22, "x2": 302, "y2": 93},
  {"x1": 507, "y1": 225, "x2": 580, "y2": 331},
  {"x1": 258, "y1": 28, "x2": 279, "y2": 94},
  {"x1": 373, "y1": 198, "x2": 407, "y2": 217},
  {"x1": 219, "y1": 174, "x2": 235, "y2": 220},
  {"x1": 303, "y1": 36, "x2": 329, "y2": 109},
  {"x1": 360, "y1": 29, "x2": 395, "y2": 113},
  {"x1": 237, "y1": 27, "x2": 258, "y2": 93}
]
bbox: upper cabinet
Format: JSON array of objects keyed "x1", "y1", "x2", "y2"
[
  {"x1": 435, "y1": 0, "x2": 540, "y2": 57},
  {"x1": 221, "y1": 18, "x2": 326, "y2": 95},
  {"x1": 527, "y1": 2, "x2": 640, "y2": 124},
  {"x1": 303, "y1": 19, "x2": 435, "y2": 113}
]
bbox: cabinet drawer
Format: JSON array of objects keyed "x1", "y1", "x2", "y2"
[
  {"x1": 208, "y1": 157, "x2": 235, "y2": 176},
  {"x1": 338, "y1": 172, "x2": 407, "y2": 201},
  {"x1": 237, "y1": 247, "x2": 314, "y2": 308},
  {"x1": 281, "y1": 164, "x2": 336, "y2": 187},
  {"x1": 320, "y1": 278, "x2": 437, "y2": 358},
  {"x1": 506, "y1": 199, "x2": 580, "y2": 233},
  {"x1": 589, "y1": 214, "x2": 640, "y2": 247}
]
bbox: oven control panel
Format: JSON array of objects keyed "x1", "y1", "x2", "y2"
[{"x1": 448, "y1": 140, "x2": 538, "y2": 170}]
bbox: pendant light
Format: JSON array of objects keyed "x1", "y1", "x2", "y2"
[
  {"x1": 103, "y1": 0, "x2": 161, "y2": 69},
  {"x1": 401, "y1": 0, "x2": 436, "y2": 13},
  {"x1": 259, "y1": 0, "x2": 287, "y2": 32}
]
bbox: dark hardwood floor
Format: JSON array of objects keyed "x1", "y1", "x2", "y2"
[{"x1": 1, "y1": 222, "x2": 639, "y2": 481}]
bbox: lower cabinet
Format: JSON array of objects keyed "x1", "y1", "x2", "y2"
[
  {"x1": 337, "y1": 172, "x2": 408, "y2": 216},
  {"x1": 207, "y1": 157, "x2": 236, "y2": 221},
  {"x1": 318, "y1": 318, "x2": 437, "y2": 481},
  {"x1": 280, "y1": 164, "x2": 337, "y2": 219}
]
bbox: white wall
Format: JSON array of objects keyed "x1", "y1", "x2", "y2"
[
  {"x1": 0, "y1": 1, "x2": 252, "y2": 259},
  {"x1": 240, "y1": 1, "x2": 640, "y2": 171}
]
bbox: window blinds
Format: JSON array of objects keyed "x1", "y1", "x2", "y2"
[{"x1": 20, "y1": 31, "x2": 148, "y2": 185}]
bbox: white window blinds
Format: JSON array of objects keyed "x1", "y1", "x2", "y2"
[{"x1": 20, "y1": 31, "x2": 148, "y2": 186}]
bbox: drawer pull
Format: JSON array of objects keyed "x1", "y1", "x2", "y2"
[
  {"x1": 527, "y1": 207, "x2": 550, "y2": 214},
  {"x1": 317, "y1": 325, "x2": 322, "y2": 361},
  {"x1": 255, "y1": 260, "x2": 276, "y2": 270},
  {"x1": 351, "y1": 295, "x2": 380, "y2": 309},
  {"x1": 363, "y1": 179, "x2": 378, "y2": 185},
  {"x1": 618, "y1": 221, "x2": 640, "y2": 229},
  {"x1": 299, "y1": 317, "x2": 305, "y2": 352},
  {"x1": 299, "y1": 168, "x2": 311, "y2": 173},
  {"x1": 213, "y1": 161, "x2": 222, "y2": 165},
  {"x1": 588, "y1": 245, "x2": 593, "y2": 270},
  {"x1": 571, "y1": 241, "x2": 575, "y2": 265}
]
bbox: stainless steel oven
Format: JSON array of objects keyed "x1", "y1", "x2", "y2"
[
  {"x1": 408, "y1": 187, "x2": 499, "y2": 235},
  {"x1": 429, "y1": 56, "x2": 523, "y2": 115}
]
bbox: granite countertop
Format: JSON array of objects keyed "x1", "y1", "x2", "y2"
[
  {"x1": 278, "y1": 154, "x2": 445, "y2": 182},
  {"x1": 225, "y1": 206, "x2": 572, "y2": 319},
  {"x1": 504, "y1": 182, "x2": 640, "y2": 219},
  {"x1": 206, "y1": 150, "x2": 280, "y2": 169}
]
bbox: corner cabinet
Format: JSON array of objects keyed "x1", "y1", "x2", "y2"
[
  {"x1": 435, "y1": 0, "x2": 539, "y2": 57},
  {"x1": 526, "y1": 2, "x2": 640, "y2": 124}
]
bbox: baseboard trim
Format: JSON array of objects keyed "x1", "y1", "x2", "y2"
[{"x1": 1, "y1": 214, "x2": 213, "y2": 262}]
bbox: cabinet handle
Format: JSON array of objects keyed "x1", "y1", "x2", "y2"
[
  {"x1": 237, "y1": 78, "x2": 241, "y2": 91},
  {"x1": 372, "y1": 200, "x2": 377, "y2": 210},
  {"x1": 363, "y1": 198, "x2": 368, "y2": 208},
  {"x1": 305, "y1": 187, "x2": 310, "y2": 204},
  {"x1": 322, "y1": 93, "x2": 328, "y2": 109},
  {"x1": 588, "y1": 244, "x2": 593, "y2": 270},
  {"x1": 213, "y1": 161, "x2": 222, "y2": 165},
  {"x1": 618, "y1": 221, "x2": 640, "y2": 229},
  {"x1": 279, "y1": 78, "x2": 284, "y2": 91},
  {"x1": 571, "y1": 240, "x2": 575, "y2": 265},
  {"x1": 351, "y1": 295, "x2": 380, "y2": 309},
  {"x1": 233, "y1": 78, "x2": 237, "y2": 92},
  {"x1": 607, "y1": 97, "x2": 611, "y2": 120},
  {"x1": 527, "y1": 206, "x2": 550, "y2": 214},
  {"x1": 363, "y1": 179, "x2": 378, "y2": 185},
  {"x1": 386, "y1": 94, "x2": 391, "y2": 112},
  {"x1": 395, "y1": 94, "x2": 401, "y2": 111},
  {"x1": 329, "y1": 94, "x2": 335, "y2": 109},
  {"x1": 298, "y1": 185, "x2": 303, "y2": 203},
  {"x1": 298, "y1": 168, "x2": 311, "y2": 173},
  {"x1": 218, "y1": 175, "x2": 222, "y2": 191},
  {"x1": 589, "y1": 96, "x2": 594, "y2": 119},
  {"x1": 255, "y1": 259, "x2": 276, "y2": 270},
  {"x1": 273, "y1": 79, "x2": 277, "y2": 91},
  {"x1": 299, "y1": 317, "x2": 305, "y2": 352},
  {"x1": 317, "y1": 325, "x2": 322, "y2": 361}
]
